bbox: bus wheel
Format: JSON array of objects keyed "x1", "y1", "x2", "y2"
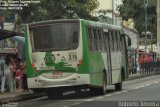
[
  {"x1": 115, "y1": 82, "x2": 122, "y2": 91},
  {"x1": 98, "y1": 73, "x2": 107, "y2": 95}
]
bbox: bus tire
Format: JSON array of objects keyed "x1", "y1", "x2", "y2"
[
  {"x1": 121, "y1": 67, "x2": 125, "y2": 81},
  {"x1": 98, "y1": 72, "x2": 107, "y2": 95},
  {"x1": 115, "y1": 82, "x2": 122, "y2": 91}
]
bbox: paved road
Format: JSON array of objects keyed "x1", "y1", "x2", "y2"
[{"x1": 18, "y1": 75, "x2": 160, "y2": 107}]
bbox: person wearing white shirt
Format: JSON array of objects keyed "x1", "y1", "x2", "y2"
[{"x1": 1, "y1": 56, "x2": 14, "y2": 93}]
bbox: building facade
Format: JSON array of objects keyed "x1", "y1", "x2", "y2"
[{"x1": 97, "y1": 0, "x2": 122, "y2": 26}]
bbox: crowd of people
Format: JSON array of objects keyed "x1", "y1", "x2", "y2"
[
  {"x1": 138, "y1": 53, "x2": 160, "y2": 74},
  {"x1": 0, "y1": 54, "x2": 28, "y2": 93},
  {"x1": 128, "y1": 52, "x2": 160, "y2": 75}
]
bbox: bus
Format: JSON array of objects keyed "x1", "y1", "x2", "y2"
[{"x1": 24, "y1": 19, "x2": 131, "y2": 97}]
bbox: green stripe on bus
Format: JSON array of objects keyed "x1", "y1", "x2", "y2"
[{"x1": 25, "y1": 25, "x2": 39, "y2": 78}]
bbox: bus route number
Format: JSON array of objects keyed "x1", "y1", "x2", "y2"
[
  {"x1": 44, "y1": 54, "x2": 55, "y2": 62},
  {"x1": 68, "y1": 53, "x2": 77, "y2": 61}
]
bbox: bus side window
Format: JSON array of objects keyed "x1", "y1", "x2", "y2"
[
  {"x1": 103, "y1": 32, "x2": 106, "y2": 51},
  {"x1": 113, "y1": 31, "x2": 116, "y2": 51},
  {"x1": 114, "y1": 31, "x2": 118, "y2": 51},
  {"x1": 110, "y1": 31, "x2": 114, "y2": 51},
  {"x1": 117, "y1": 31, "x2": 121, "y2": 51},
  {"x1": 93, "y1": 28, "x2": 98, "y2": 51},
  {"x1": 104, "y1": 31, "x2": 110, "y2": 52},
  {"x1": 90, "y1": 28, "x2": 95, "y2": 51},
  {"x1": 30, "y1": 31, "x2": 35, "y2": 51},
  {"x1": 107, "y1": 32, "x2": 110, "y2": 52},
  {"x1": 120, "y1": 35, "x2": 124, "y2": 52},
  {"x1": 97, "y1": 28, "x2": 102, "y2": 51},
  {"x1": 100, "y1": 29, "x2": 104, "y2": 52},
  {"x1": 100, "y1": 29, "x2": 104, "y2": 51},
  {"x1": 87, "y1": 27, "x2": 92, "y2": 51}
]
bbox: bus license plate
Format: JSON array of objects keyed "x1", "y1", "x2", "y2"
[{"x1": 52, "y1": 71, "x2": 63, "y2": 78}]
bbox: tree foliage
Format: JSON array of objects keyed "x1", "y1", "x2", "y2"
[
  {"x1": 4, "y1": 0, "x2": 99, "y2": 23},
  {"x1": 118, "y1": 0, "x2": 157, "y2": 39}
]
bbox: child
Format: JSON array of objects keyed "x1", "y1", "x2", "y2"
[{"x1": 15, "y1": 68, "x2": 23, "y2": 91}]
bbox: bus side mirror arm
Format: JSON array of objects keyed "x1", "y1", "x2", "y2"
[{"x1": 128, "y1": 38, "x2": 131, "y2": 46}]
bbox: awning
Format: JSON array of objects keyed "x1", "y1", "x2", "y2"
[{"x1": 0, "y1": 29, "x2": 22, "y2": 40}]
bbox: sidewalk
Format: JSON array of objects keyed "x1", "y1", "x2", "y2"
[
  {"x1": 129, "y1": 72, "x2": 143, "y2": 79},
  {"x1": 129, "y1": 71, "x2": 156, "y2": 80},
  {"x1": 0, "y1": 90, "x2": 45, "y2": 105}
]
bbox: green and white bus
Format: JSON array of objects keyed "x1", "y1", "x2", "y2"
[{"x1": 25, "y1": 19, "x2": 131, "y2": 97}]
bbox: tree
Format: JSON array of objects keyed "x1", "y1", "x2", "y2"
[
  {"x1": 4, "y1": 0, "x2": 99, "y2": 32},
  {"x1": 4, "y1": 0, "x2": 99, "y2": 23},
  {"x1": 118, "y1": 0, "x2": 157, "y2": 42}
]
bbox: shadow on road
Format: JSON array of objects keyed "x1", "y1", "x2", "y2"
[{"x1": 40, "y1": 88, "x2": 119, "y2": 101}]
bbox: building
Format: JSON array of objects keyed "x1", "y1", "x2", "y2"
[
  {"x1": 96, "y1": 0, "x2": 122, "y2": 26},
  {"x1": 4, "y1": 23, "x2": 14, "y2": 31},
  {"x1": 98, "y1": 0, "x2": 122, "y2": 12},
  {"x1": 98, "y1": 0, "x2": 112, "y2": 10},
  {"x1": 123, "y1": 26, "x2": 138, "y2": 49}
]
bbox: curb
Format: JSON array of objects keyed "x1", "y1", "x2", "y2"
[
  {"x1": 0, "y1": 92, "x2": 46, "y2": 105},
  {"x1": 128, "y1": 73, "x2": 157, "y2": 80}
]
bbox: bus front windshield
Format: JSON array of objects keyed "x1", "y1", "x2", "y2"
[{"x1": 30, "y1": 22, "x2": 79, "y2": 52}]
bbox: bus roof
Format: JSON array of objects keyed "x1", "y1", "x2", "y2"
[
  {"x1": 29, "y1": 19, "x2": 80, "y2": 27},
  {"x1": 82, "y1": 19, "x2": 122, "y2": 31},
  {"x1": 29, "y1": 19, "x2": 122, "y2": 30}
]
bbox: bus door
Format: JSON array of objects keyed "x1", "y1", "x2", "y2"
[{"x1": 103, "y1": 29, "x2": 112, "y2": 84}]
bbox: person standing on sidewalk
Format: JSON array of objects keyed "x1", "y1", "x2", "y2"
[
  {"x1": 21, "y1": 58, "x2": 28, "y2": 90},
  {"x1": 0, "y1": 56, "x2": 5, "y2": 90},
  {"x1": 1, "y1": 56, "x2": 14, "y2": 93},
  {"x1": 11, "y1": 56, "x2": 18, "y2": 91},
  {"x1": 15, "y1": 58, "x2": 23, "y2": 91},
  {"x1": 138, "y1": 55, "x2": 144, "y2": 74}
]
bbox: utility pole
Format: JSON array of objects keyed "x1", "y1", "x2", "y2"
[
  {"x1": 0, "y1": 10, "x2": 4, "y2": 29},
  {"x1": 112, "y1": 0, "x2": 114, "y2": 24},
  {"x1": 157, "y1": 0, "x2": 160, "y2": 56},
  {"x1": 144, "y1": 0, "x2": 148, "y2": 52}
]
